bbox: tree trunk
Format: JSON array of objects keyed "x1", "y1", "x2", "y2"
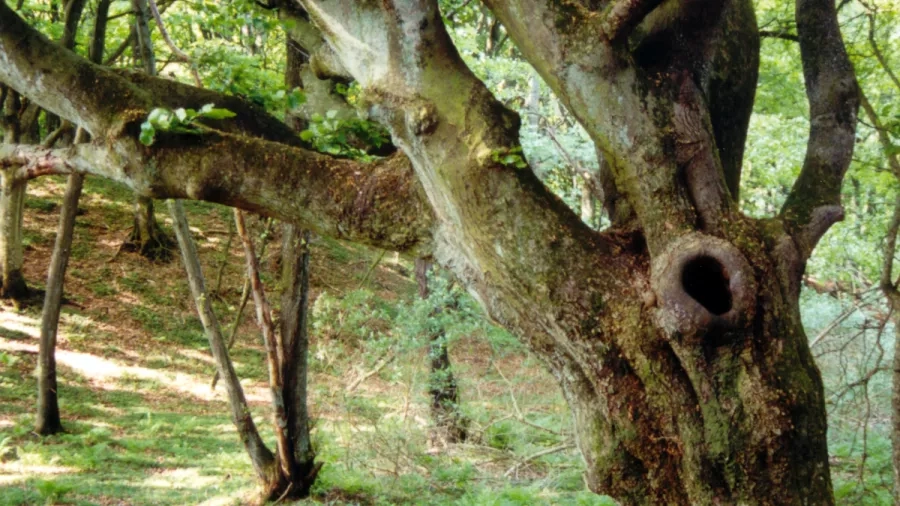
[
  {"x1": 893, "y1": 319, "x2": 900, "y2": 505},
  {"x1": 0, "y1": 167, "x2": 27, "y2": 300},
  {"x1": 168, "y1": 200, "x2": 279, "y2": 483},
  {"x1": 0, "y1": 88, "x2": 36, "y2": 301},
  {"x1": 125, "y1": 195, "x2": 174, "y2": 261},
  {"x1": 122, "y1": 0, "x2": 173, "y2": 262},
  {"x1": 235, "y1": 212, "x2": 321, "y2": 500},
  {"x1": 35, "y1": 170, "x2": 83, "y2": 435},
  {"x1": 34, "y1": 0, "x2": 95, "y2": 435},
  {"x1": 415, "y1": 258, "x2": 467, "y2": 444},
  {"x1": 279, "y1": 224, "x2": 320, "y2": 497}
]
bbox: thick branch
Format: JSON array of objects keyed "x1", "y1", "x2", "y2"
[
  {"x1": 780, "y1": 0, "x2": 860, "y2": 257},
  {"x1": 0, "y1": 0, "x2": 152, "y2": 136},
  {"x1": 0, "y1": 137, "x2": 434, "y2": 253}
]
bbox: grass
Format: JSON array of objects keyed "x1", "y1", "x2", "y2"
[
  {"x1": 0, "y1": 177, "x2": 609, "y2": 505},
  {"x1": 2, "y1": 172, "x2": 892, "y2": 505}
]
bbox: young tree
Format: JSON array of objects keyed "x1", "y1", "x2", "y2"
[
  {"x1": 0, "y1": 0, "x2": 860, "y2": 503},
  {"x1": 415, "y1": 258, "x2": 468, "y2": 444}
]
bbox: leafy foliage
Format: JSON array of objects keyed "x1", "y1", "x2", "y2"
[{"x1": 139, "y1": 103, "x2": 236, "y2": 146}]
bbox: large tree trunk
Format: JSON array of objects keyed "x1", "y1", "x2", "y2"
[{"x1": 0, "y1": 0, "x2": 859, "y2": 503}]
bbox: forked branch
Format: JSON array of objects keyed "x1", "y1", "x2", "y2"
[{"x1": 781, "y1": 0, "x2": 859, "y2": 257}]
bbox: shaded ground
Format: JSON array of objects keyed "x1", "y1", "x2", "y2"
[{"x1": 0, "y1": 177, "x2": 608, "y2": 505}]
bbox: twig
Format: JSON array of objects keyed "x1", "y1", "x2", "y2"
[
  {"x1": 357, "y1": 250, "x2": 387, "y2": 290},
  {"x1": 147, "y1": 0, "x2": 203, "y2": 86},
  {"x1": 492, "y1": 361, "x2": 564, "y2": 436},
  {"x1": 503, "y1": 441, "x2": 575, "y2": 478},
  {"x1": 345, "y1": 353, "x2": 395, "y2": 393}
]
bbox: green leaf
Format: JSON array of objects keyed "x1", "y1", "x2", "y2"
[
  {"x1": 174, "y1": 108, "x2": 188, "y2": 122},
  {"x1": 139, "y1": 123, "x2": 156, "y2": 146},
  {"x1": 146, "y1": 108, "x2": 169, "y2": 124},
  {"x1": 288, "y1": 88, "x2": 307, "y2": 109},
  {"x1": 300, "y1": 130, "x2": 315, "y2": 142},
  {"x1": 201, "y1": 108, "x2": 237, "y2": 120},
  {"x1": 326, "y1": 109, "x2": 339, "y2": 120},
  {"x1": 199, "y1": 103, "x2": 215, "y2": 114}
]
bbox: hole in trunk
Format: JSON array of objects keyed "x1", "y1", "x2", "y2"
[{"x1": 681, "y1": 255, "x2": 732, "y2": 315}]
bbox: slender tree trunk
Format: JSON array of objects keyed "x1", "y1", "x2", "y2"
[
  {"x1": 0, "y1": 158, "x2": 27, "y2": 300},
  {"x1": 415, "y1": 258, "x2": 467, "y2": 444},
  {"x1": 279, "y1": 223, "x2": 320, "y2": 496},
  {"x1": 168, "y1": 200, "x2": 278, "y2": 480},
  {"x1": 34, "y1": 0, "x2": 94, "y2": 436},
  {"x1": 35, "y1": 167, "x2": 84, "y2": 435},
  {"x1": 123, "y1": 0, "x2": 173, "y2": 261}
]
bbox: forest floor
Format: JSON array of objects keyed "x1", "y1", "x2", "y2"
[{"x1": 0, "y1": 176, "x2": 612, "y2": 505}]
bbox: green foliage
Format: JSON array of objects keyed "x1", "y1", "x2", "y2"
[
  {"x1": 139, "y1": 103, "x2": 236, "y2": 146},
  {"x1": 300, "y1": 110, "x2": 391, "y2": 160},
  {"x1": 491, "y1": 146, "x2": 529, "y2": 169}
]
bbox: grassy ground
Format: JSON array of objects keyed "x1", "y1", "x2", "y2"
[{"x1": 0, "y1": 176, "x2": 612, "y2": 505}]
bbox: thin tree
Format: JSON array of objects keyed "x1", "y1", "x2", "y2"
[
  {"x1": 34, "y1": 0, "x2": 95, "y2": 435},
  {"x1": 122, "y1": 0, "x2": 174, "y2": 261},
  {"x1": 415, "y1": 258, "x2": 467, "y2": 444}
]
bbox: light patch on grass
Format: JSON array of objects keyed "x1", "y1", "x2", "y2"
[
  {"x1": 0, "y1": 313, "x2": 268, "y2": 403},
  {"x1": 141, "y1": 468, "x2": 220, "y2": 489},
  {"x1": 0, "y1": 462, "x2": 80, "y2": 483}
]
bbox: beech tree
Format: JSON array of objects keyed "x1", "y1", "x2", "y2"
[{"x1": 0, "y1": 0, "x2": 860, "y2": 503}]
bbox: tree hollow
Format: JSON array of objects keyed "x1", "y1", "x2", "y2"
[{"x1": 681, "y1": 255, "x2": 732, "y2": 315}]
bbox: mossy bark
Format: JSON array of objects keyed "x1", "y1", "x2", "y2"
[
  {"x1": 0, "y1": 173, "x2": 28, "y2": 300},
  {"x1": 0, "y1": 1, "x2": 859, "y2": 503}
]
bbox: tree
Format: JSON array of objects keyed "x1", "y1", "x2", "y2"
[{"x1": 0, "y1": 0, "x2": 860, "y2": 503}]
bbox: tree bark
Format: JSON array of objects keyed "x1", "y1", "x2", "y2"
[
  {"x1": 168, "y1": 199, "x2": 278, "y2": 482},
  {"x1": 35, "y1": 166, "x2": 84, "y2": 436},
  {"x1": 0, "y1": 0, "x2": 861, "y2": 503}
]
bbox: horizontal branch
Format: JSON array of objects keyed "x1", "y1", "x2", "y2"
[
  {"x1": 759, "y1": 30, "x2": 799, "y2": 42},
  {"x1": 0, "y1": 134, "x2": 435, "y2": 253}
]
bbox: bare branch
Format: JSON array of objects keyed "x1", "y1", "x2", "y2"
[{"x1": 759, "y1": 29, "x2": 799, "y2": 42}]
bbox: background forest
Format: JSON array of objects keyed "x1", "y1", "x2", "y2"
[{"x1": 0, "y1": 0, "x2": 899, "y2": 504}]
